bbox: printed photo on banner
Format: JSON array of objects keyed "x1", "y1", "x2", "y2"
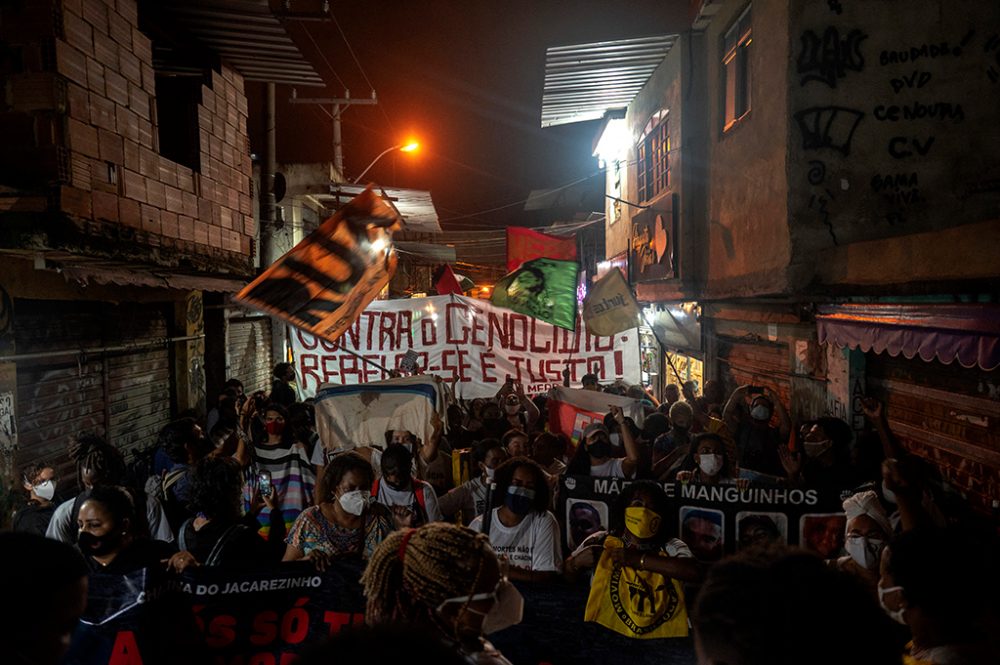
[
  {"x1": 736, "y1": 511, "x2": 788, "y2": 550},
  {"x1": 566, "y1": 499, "x2": 609, "y2": 550},
  {"x1": 800, "y1": 513, "x2": 848, "y2": 559},
  {"x1": 680, "y1": 507, "x2": 725, "y2": 562}
]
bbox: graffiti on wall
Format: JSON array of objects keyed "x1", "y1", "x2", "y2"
[{"x1": 793, "y1": 2, "x2": 1000, "y2": 241}]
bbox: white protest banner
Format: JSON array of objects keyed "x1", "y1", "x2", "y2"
[{"x1": 290, "y1": 294, "x2": 641, "y2": 399}]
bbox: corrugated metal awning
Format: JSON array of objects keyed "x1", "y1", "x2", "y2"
[
  {"x1": 315, "y1": 185, "x2": 442, "y2": 233},
  {"x1": 541, "y1": 35, "x2": 678, "y2": 127},
  {"x1": 393, "y1": 241, "x2": 457, "y2": 265},
  {"x1": 155, "y1": 0, "x2": 323, "y2": 87}
]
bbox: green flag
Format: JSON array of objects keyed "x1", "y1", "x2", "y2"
[{"x1": 491, "y1": 258, "x2": 580, "y2": 330}]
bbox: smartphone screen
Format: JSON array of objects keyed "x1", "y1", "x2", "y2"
[{"x1": 258, "y1": 470, "x2": 272, "y2": 496}]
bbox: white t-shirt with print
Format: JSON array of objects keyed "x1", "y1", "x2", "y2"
[
  {"x1": 470, "y1": 508, "x2": 563, "y2": 573},
  {"x1": 373, "y1": 478, "x2": 442, "y2": 522},
  {"x1": 589, "y1": 457, "x2": 634, "y2": 479}
]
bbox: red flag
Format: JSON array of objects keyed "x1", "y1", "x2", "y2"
[
  {"x1": 434, "y1": 264, "x2": 464, "y2": 295},
  {"x1": 506, "y1": 227, "x2": 577, "y2": 273}
]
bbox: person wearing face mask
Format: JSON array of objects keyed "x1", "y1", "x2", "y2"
[
  {"x1": 566, "y1": 481, "x2": 702, "y2": 638},
  {"x1": 723, "y1": 384, "x2": 791, "y2": 478},
  {"x1": 675, "y1": 433, "x2": 748, "y2": 488},
  {"x1": 439, "y1": 439, "x2": 510, "y2": 525},
  {"x1": 13, "y1": 463, "x2": 58, "y2": 535},
  {"x1": 832, "y1": 490, "x2": 891, "y2": 591},
  {"x1": 495, "y1": 379, "x2": 540, "y2": 433},
  {"x1": 780, "y1": 417, "x2": 864, "y2": 495},
  {"x1": 469, "y1": 458, "x2": 561, "y2": 583},
  {"x1": 283, "y1": 453, "x2": 392, "y2": 569},
  {"x1": 372, "y1": 443, "x2": 443, "y2": 528},
  {"x1": 879, "y1": 526, "x2": 994, "y2": 665},
  {"x1": 248, "y1": 404, "x2": 315, "y2": 541},
  {"x1": 567, "y1": 405, "x2": 640, "y2": 479},
  {"x1": 362, "y1": 523, "x2": 520, "y2": 664},
  {"x1": 76, "y1": 485, "x2": 175, "y2": 574}
]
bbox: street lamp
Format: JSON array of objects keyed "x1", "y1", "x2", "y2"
[{"x1": 353, "y1": 141, "x2": 419, "y2": 184}]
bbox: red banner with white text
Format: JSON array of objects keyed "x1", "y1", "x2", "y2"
[{"x1": 289, "y1": 295, "x2": 640, "y2": 400}]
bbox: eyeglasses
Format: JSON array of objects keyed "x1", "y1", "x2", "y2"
[{"x1": 435, "y1": 560, "x2": 510, "y2": 613}]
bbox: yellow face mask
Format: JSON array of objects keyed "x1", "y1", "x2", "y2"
[{"x1": 624, "y1": 506, "x2": 661, "y2": 540}]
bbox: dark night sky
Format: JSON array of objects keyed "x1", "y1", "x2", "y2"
[{"x1": 248, "y1": 1, "x2": 692, "y2": 230}]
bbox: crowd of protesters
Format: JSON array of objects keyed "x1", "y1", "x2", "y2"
[{"x1": 5, "y1": 362, "x2": 999, "y2": 665}]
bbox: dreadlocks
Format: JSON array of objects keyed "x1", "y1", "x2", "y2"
[
  {"x1": 68, "y1": 433, "x2": 126, "y2": 488},
  {"x1": 361, "y1": 523, "x2": 492, "y2": 625}
]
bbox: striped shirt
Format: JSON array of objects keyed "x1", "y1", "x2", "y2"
[{"x1": 248, "y1": 441, "x2": 315, "y2": 540}]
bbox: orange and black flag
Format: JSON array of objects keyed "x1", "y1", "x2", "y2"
[{"x1": 235, "y1": 188, "x2": 402, "y2": 343}]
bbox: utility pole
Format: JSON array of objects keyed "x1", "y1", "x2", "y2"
[{"x1": 288, "y1": 90, "x2": 378, "y2": 181}]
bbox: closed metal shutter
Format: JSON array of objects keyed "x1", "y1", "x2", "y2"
[
  {"x1": 716, "y1": 337, "x2": 792, "y2": 406},
  {"x1": 14, "y1": 300, "x2": 174, "y2": 484},
  {"x1": 226, "y1": 313, "x2": 273, "y2": 394},
  {"x1": 867, "y1": 353, "x2": 1000, "y2": 514}
]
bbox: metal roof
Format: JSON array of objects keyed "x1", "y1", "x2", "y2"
[
  {"x1": 541, "y1": 35, "x2": 679, "y2": 127},
  {"x1": 315, "y1": 185, "x2": 443, "y2": 234},
  {"x1": 155, "y1": 0, "x2": 324, "y2": 87}
]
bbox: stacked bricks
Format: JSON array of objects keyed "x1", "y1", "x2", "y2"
[{"x1": 0, "y1": 0, "x2": 254, "y2": 262}]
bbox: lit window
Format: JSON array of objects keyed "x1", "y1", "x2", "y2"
[
  {"x1": 636, "y1": 115, "x2": 669, "y2": 203},
  {"x1": 722, "y1": 5, "x2": 752, "y2": 131}
]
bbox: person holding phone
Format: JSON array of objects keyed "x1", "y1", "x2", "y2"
[{"x1": 247, "y1": 404, "x2": 316, "y2": 541}]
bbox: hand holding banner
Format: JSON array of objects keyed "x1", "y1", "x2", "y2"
[{"x1": 235, "y1": 188, "x2": 402, "y2": 343}]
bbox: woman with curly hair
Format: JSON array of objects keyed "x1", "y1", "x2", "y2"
[
  {"x1": 362, "y1": 523, "x2": 520, "y2": 664},
  {"x1": 468, "y1": 457, "x2": 561, "y2": 582},
  {"x1": 283, "y1": 453, "x2": 393, "y2": 569},
  {"x1": 164, "y1": 457, "x2": 276, "y2": 572}
]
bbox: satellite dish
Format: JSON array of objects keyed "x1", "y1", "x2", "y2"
[{"x1": 273, "y1": 172, "x2": 287, "y2": 203}]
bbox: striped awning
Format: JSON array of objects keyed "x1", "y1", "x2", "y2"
[{"x1": 541, "y1": 35, "x2": 678, "y2": 127}]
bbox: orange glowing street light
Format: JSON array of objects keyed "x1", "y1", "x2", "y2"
[{"x1": 353, "y1": 140, "x2": 420, "y2": 183}]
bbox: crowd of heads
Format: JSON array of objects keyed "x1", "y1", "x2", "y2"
[{"x1": 7, "y1": 366, "x2": 998, "y2": 665}]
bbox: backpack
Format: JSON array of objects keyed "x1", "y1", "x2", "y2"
[
  {"x1": 178, "y1": 517, "x2": 250, "y2": 566},
  {"x1": 158, "y1": 468, "x2": 190, "y2": 534},
  {"x1": 371, "y1": 478, "x2": 428, "y2": 525}
]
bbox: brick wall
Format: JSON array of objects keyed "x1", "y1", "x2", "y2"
[{"x1": 0, "y1": 0, "x2": 254, "y2": 267}]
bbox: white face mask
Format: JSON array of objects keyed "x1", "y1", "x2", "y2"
[
  {"x1": 750, "y1": 405, "x2": 771, "y2": 421},
  {"x1": 878, "y1": 584, "x2": 907, "y2": 625},
  {"x1": 609, "y1": 433, "x2": 621, "y2": 447},
  {"x1": 437, "y1": 579, "x2": 524, "y2": 635},
  {"x1": 845, "y1": 535, "x2": 884, "y2": 571},
  {"x1": 698, "y1": 454, "x2": 723, "y2": 477},
  {"x1": 338, "y1": 489, "x2": 370, "y2": 516},
  {"x1": 484, "y1": 466, "x2": 496, "y2": 482},
  {"x1": 33, "y1": 479, "x2": 56, "y2": 501},
  {"x1": 803, "y1": 439, "x2": 833, "y2": 458}
]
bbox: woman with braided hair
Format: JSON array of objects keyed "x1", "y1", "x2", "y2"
[
  {"x1": 46, "y1": 433, "x2": 173, "y2": 543},
  {"x1": 361, "y1": 523, "x2": 522, "y2": 665}
]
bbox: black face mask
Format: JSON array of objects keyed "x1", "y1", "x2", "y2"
[
  {"x1": 78, "y1": 529, "x2": 121, "y2": 557},
  {"x1": 587, "y1": 439, "x2": 613, "y2": 459}
]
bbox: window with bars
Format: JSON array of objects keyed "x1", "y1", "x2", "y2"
[
  {"x1": 722, "y1": 5, "x2": 752, "y2": 131},
  {"x1": 636, "y1": 118, "x2": 670, "y2": 203}
]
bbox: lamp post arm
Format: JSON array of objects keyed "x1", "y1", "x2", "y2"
[{"x1": 353, "y1": 144, "x2": 402, "y2": 184}]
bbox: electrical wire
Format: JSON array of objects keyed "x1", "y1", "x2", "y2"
[
  {"x1": 437, "y1": 169, "x2": 605, "y2": 222},
  {"x1": 328, "y1": 10, "x2": 395, "y2": 132},
  {"x1": 300, "y1": 23, "x2": 348, "y2": 92}
]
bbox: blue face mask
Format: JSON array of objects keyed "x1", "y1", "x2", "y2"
[{"x1": 504, "y1": 485, "x2": 536, "y2": 516}]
